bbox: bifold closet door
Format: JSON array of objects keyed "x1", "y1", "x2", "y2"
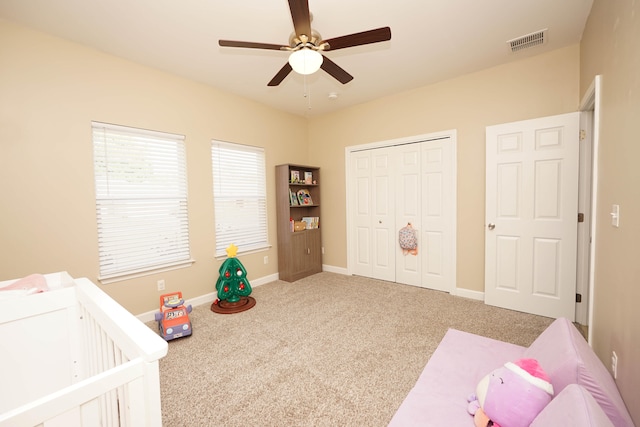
[
  {"x1": 394, "y1": 139, "x2": 453, "y2": 291},
  {"x1": 420, "y1": 139, "x2": 454, "y2": 293},
  {"x1": 394, "y1": 144, "x2": 422, "y2": 287},
  {"x1": 349, "y1": 138, "x2": 454, "y2": 292},
  {"x1": 351, "y1": 147, "x2": 395, "y2": 282}
]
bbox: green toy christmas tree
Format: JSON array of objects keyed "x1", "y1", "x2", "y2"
[{"x1": 211, "y1": 244, "x2": 256, "y2": 314}]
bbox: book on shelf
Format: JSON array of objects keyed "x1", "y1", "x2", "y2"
[
  {"x1": 297, "y1": 188, "x2": 313, "y2": 205},
  {"x1": 290, "y1": 170, "x2": 300, "y2": 183},
  {"x1": 304, "y1": 171, "x2": 313, "y2": 184},
  {"x1": 289, "y1": 188, "x2": 299, "y2": 205},
  {"x1": 301, "y1": 217, "x2": 319, "y2": 229}
]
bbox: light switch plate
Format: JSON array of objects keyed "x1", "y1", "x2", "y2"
[{"x1": 611, "y1": 204, "x2": 620, "y2": 227}]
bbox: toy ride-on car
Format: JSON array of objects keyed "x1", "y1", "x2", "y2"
[{"x1": 155, "y1": 291, "x2": 193, "y2": 341}]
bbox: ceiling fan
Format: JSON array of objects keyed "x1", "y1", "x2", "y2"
[{"x1": 218, "y1": 0, "x2": 391, "y2": 86}]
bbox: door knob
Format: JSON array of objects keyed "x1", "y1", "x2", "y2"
[{"x1": 487, "y1": 223, "x2": 495, "y2": 230}]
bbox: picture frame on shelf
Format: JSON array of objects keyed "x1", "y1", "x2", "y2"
[
  {"x1": 290, "y1": 170, "x2": 300, "y2": 183},
  {"x1": 304, "y1": 171, "x2": 313, "y2": 185}
]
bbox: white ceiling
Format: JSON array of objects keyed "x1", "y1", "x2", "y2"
[{"x1": 0, "y1": 0, "x2": 593, "y2": 117}]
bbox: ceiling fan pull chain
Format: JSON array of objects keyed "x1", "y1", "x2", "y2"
[{"x1": 303, "y1": 74, "x2": 312, "y2": 110}]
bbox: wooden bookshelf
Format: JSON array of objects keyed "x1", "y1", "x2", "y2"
[{"x1": 276, "y1": 164, "x2": 322, "y2": 282}]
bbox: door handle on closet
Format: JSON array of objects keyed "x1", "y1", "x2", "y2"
[{"x1": 487, "y1": 223, "x2": 495, "y2": 230}]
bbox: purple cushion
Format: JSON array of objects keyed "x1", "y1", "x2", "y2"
[
  {"x1": 531, "y1": 384, "x2": 614, "y2": 426},
  {"x1": 388, "y1": 328, "x2": 525, "y2": 426},
  {"x1": 524, "y1": 317, "x2": 633, "y2": 427}
]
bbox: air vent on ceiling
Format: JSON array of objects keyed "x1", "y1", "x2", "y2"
[{"x1": 507, "y1": 29, "x2": 547, "y2": 53}]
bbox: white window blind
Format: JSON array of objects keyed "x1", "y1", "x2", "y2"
[
  {"x1": 211, "y1": 141, "x2": 268, "y2": 257},
  {"x1": 92, "y1": 122, "x2": 192, "y2": 281}
]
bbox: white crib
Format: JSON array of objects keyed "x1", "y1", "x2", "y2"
[{"x1": 0, "y1": 272, "x2": 168, "y2": 426}]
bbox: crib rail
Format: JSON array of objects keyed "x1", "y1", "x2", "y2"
[
  {"x1": 0, "y1": 274, "x2": 167, "y2": 427},
  {"x1": 0, "y1": 358, "x2": 150, "y2": 426}
]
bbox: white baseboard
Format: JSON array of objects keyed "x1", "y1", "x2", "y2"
[
  {"x1": 455, "y1": 287, "x2": 484, "y2": 301},
  {"x1": 322, "y1": 264, "x2": 348, "y2": 275}
]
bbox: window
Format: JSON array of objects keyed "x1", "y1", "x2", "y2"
[
  {"x1": 211, "y1": 141, "x2": 268, "y2": 257},
  {"x1": 92, "y1": 122, "x2": 192, "y2": 282}
]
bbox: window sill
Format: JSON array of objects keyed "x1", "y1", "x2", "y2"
[
  {"x1": 214, "y1": 244, "x2": 272, "y2": 260},
  {"x1": 98, "y1": 259, "x2": 195, "y2": 284}
]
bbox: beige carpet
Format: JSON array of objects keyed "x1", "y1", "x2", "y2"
[{"x1": 153, "y1": 272, "x2": 553, "y2": 426}]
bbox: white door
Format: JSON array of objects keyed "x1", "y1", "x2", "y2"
[
  {"x1": 421, "y1": 139, "x2": 454, "y2": 293},
  {"x1": 485, "y1": 112, "x2": 579, "y2": 320},
  {"x1": 351, "y1": 150, "x2": 373, "y2": 278},
  {"x1": 395, "y1": 144, "x2": 422, "y2": 286},
  {"x1": 351, "y1": 148, "x2": 395, "y2": 281}
]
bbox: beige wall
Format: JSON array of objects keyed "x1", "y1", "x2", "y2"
[
  {"x1": 0, "y1": 19, "x2": 308, "y2": 314},
  {"x1": 0, "y1": 19, "x2": 581, "y2": 306},
  {"x1": 309, "y1": 45, "x2": 580, "y2": 293},
  {"x1": 580, "y1": 0, "x2": 640, "y2": 422}
]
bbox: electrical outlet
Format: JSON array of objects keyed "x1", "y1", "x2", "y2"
[
  {"x1": 611, "y1": 351, "x2": 618, "y2": 379},
  {"x1": 264, "y1": 256, "x2": 268, "y2": 264},
  {"x1": 157, "y1": 279, "x2": 165, "y2": 291}
]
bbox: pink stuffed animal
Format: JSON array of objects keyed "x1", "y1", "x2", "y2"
[{"x1": 467, "y1": 358, "x2": 554, "y2": 427}]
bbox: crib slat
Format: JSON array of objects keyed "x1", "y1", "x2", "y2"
[
  {"x1": 75, "y1": 278, "x2": 167, "y2": 361},
  {"x1": 80, "y1": 398, "x2": 100, "y2": 426}
]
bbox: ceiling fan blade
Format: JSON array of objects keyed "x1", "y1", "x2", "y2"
[
  {"x1": 268, "y1": 63, "x2": 293, "y2": 86},
  {"x1": 320, "y1": 56, "x2": 353, "y2": 84},
  {"x1": 322, "y1": 27, "x2": 391, "y2": 51},
  {"x1": 288, "y1": 0, "x2": 311, "y2": 38},
  {"x1": 219, "y1": 40, "x2": 286, "y2": 51}
]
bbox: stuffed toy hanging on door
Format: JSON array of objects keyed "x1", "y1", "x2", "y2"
[{"x1": 398, "y1": 223, "x2": 418, "y2": 255}]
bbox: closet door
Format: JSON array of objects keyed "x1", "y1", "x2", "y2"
[
  {"x1": 347, "y1": 134, "x2": 455, "y2": 291},
  {"x1": 395, "y1": 144, "x2": 422, "y2": 286},
  {"x1": 421, "y1": 139, "x2": 454, "y2": 293},
  {"x1": 351, "y1": 151, "x2": 373, "y2": 278},
  {"x1": 350, "y1": 148, "x2": 395, "y2": 281},
  {"x1": 370, "y1": 147, "x2": 396, "y2": 281}
]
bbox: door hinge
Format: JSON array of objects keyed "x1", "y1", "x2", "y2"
[
  {"x1": 578, "y1": 213, "x2": 585, "y2": 223},
  {"x1": 580, "y1": 129, "x2": 586, "y2": 141},
  {"x1": 576, "y1": 293, "x2": 582, "y2": 303}
]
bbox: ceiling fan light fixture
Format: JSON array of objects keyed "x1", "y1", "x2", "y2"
[{"x1": 288, "y1": 48, "x2": 323, "y2": 75}]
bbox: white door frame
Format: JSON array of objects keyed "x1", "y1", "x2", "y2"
[
  {"x1": 578, "y1": 75, "x2": 602, "y2": 342},
  {"x1": 345, "y1": 129, "x2": 457, "y2": 293}
]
